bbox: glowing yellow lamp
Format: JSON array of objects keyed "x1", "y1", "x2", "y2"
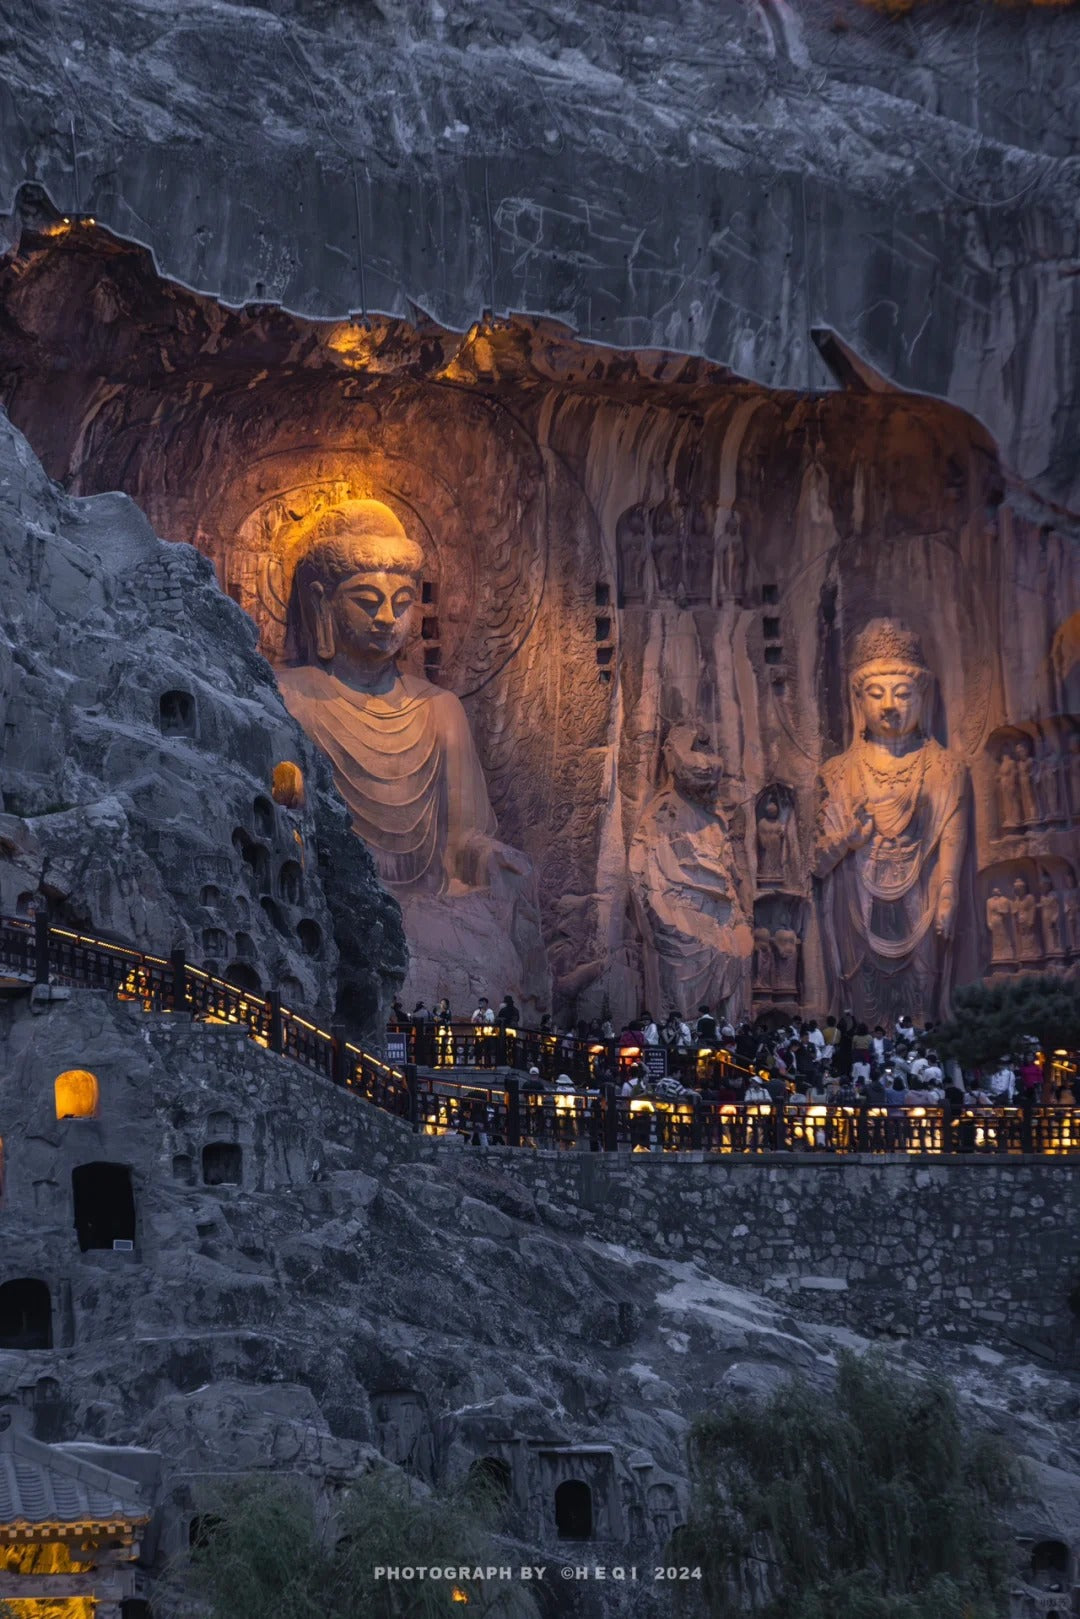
[{"x1": 54, "y1": 1069, "x2": 100, "y2": 1120}]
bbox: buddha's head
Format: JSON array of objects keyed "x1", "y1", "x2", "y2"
[
  {"x1": 1013, "y1": 877, "x2": 1028, "y2": 899},
  {"x1": 289, "y1": 500, "x2": 423, "y2": 671},
  {"x1": 760, "y1": 797, "x2": 780, "y2": 823},
  {"x1": 663, "y1": 724, "x2": 723, "y2": 798},
  {"x1": 849, "y1": 620, "x2": 930, "y2": 744}
]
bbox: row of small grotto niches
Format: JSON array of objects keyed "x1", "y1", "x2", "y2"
[{"x1": 0, "y1": 998, "x2": 690, "y2": 1587}]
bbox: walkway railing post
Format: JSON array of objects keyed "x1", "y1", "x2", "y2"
[
  {"x1": 1020, "y1": 1095, "x2": 1034, "y2": 1156},
  {"x1": 506, "y1": 1076, "x2": 521, "y2": 1148},
  {"x1": 406, "y1": 1062, "x2": 419, "y2": 1132},
  {"x1": 34, "y1": 911, "x2": 50, "y2": 984},
  {"x1": 267, "y1": 990, "x2": 283, "y2": 1055},
  {"x1": 331, "y1": 1023, "x2": 347, "y2": 1087},
  {"x1": 603, "y1": 1083, "x2": 618, "y2": 1153},
  {"x1": 170, "y1": 947, "x2": 187, "y2": 1013},
  {"x1": 773, "y1": 1101, "x2": 786, "y2": 1152},
  {"x1": 690, "y1": 1098, "x2": 703, "y2": 1151}
]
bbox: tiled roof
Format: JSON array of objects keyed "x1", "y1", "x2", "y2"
[{"x1": 0, "y1": 1428, "x2": 147, "y2": 1531}]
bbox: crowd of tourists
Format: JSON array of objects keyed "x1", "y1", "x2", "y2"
[{"x1": 390, "y1": 996, "x2": 1076, "y2": 1111}]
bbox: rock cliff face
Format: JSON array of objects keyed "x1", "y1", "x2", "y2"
[
  {"x1": 2, "y1": 228, "x2": 1077, "y2": 1022},
  {"x1": 0, "y1": 407, "x2": 405, "y2": 1033},
  {"x1": 2, "y1": 0, "x2": 1079, "y2": 510}
]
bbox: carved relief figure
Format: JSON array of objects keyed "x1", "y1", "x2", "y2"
[
  {"x1": 684, "y1": 506, "x2": 715, "y2": 603},
  {"x1": 616, "y1": 504, "x2": 650, "y2": 605},
  {"x1": 718, "y1": 511, "x2": 745, "y2": 601},
  {"x1": 996, "y1": 748, "x2": 1024, "y2": 833},
  {"x1": 650, "y1": 502, "x2": 684, "y2": 598},
  {"x1": 277, "y1": 499, "x2": 545, "y2": 1006},
  {"x1": 772, "y1": 925, "x2": 800, "y2": 996},
  {"x1": 1067, "y1": 733, "x2": 1080, "y2": 820},
  {"x1": 756, "y1": 793, "x2": 791, "y2": 885},
  {"x1": 1038, "y1": 871, "x2": 1064, "y2": 958},
  {"x1": 629, "y1": 725, "x2": 748, "y2": 1018},
  {"x1": 1012, "y1": 876, "x2": 1041, "y2": 963},
  {"x1": 752, "y1": 924, "x2": 774, "y2": 991},
  {"x1": 1015, "y1": 739, "x2": 1040, "y2": 828},
  {"x1": 1064, "y1": 874, "x2": 1080, "y2": 954},
  {"x1": 985, "y1": 886, "x2": 1013, "y2": 965},
  {"x1": 813, "y1": 621, "x2": 970, "y2": 1023},
  {"x1": 1038, "y1": 744, "x2": 1064, "y2": 823}
]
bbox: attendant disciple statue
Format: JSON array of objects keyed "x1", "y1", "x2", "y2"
[
  {"x1": 1038, "y1": 871, "x2": 1065, "y2": 959},
  {"x1": 985, "y1": 885, "x2": 1013, "y2": 966},
  {"x1": 1016, "y1": 739, "x2": 1040, "y2": 828},
  {"x1": 996, "y1": 748, "x2": 1024, "y2": 833},
  {"x1": 277, "y1": 499, "x2": 545, "y2": 1007},
  {"x1": 1039, "y1": 744, "x2": 1065, "y2": 823},
  {"x1": 756, "y1": 796, "x2": 789, "y2": 884},
  {"x1": 813, "y1": 620, "x2": 970, "y2": 1023},
  {"x1": 752, "y1": 924, "x2": 774, "y2": 991},
  {"x1": 772, "y1": 925, "x2": 800, "y2": 996},
  {"x1": 629, "y1": 724, "x2": 750, "y2": 1022},
  {"x1": 1067, "y1": 733, "x2": 1080, "y2": 821},
  {"x1": 1012, "y1": 876, "x2": 1041, "y2": 963}
]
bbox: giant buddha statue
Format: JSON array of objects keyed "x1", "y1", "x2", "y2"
[
  {"x1": 813, "y1": 620, "x2": 970, "y2": 1023},
  {"x1": 277, "y1": 499, "x2": 547, "y2": 1011}
]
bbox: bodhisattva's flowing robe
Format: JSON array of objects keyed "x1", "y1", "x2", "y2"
[
  {"x1": 277, "y1": 666, "x2": 497, "y2": 892},
  {"x1": 814, "y1": 738, "x2": 969, "y2": 1022}
]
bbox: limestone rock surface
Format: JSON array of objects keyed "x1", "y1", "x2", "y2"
[{"x1": 2, "y1": 0, "x2": 1079, "y2": 509}]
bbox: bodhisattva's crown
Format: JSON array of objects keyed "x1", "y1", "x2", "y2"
[{"x1": 849, "y1": 618, "x2": 928, "y2": 675}]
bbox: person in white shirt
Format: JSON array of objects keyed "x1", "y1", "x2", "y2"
[
  {"x1": 988, "y1": 1062, "x2": 1015, "y2": 1104},
  {"x1": 806, "y1": 1020, "x2": 826, "y2": 1055},
  {"x1": 471, "y1": 996, "x2": 495, "y2": 1067},
  {"x1": 641, "y1": 1012, "x2": 660, "y2": 1046}
]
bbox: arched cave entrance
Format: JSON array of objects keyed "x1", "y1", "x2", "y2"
[
  {"x1": 202, "y1": 1142, "x2": 243, "y2": 1186},
  {"x1": 1, "y1": 218, "x2": 1076, "y2": 1029},
  {"x1": 0, "y1": 1278, "x2": 52, "y2": 1348},
  {"x1": 71, "y1": 1162, "x2": 136, "y2": 1252},
  {"x1": 555, "y1": 1479, "x2": 593, "y2": 1540},
  {"x1": 1031, "y1": 1538, "x2": 1069, "y2": 1590}
]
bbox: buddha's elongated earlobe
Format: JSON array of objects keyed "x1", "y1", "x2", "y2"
[{"x1": 310, "y1": 581, "x2": 336, "y2": 662}]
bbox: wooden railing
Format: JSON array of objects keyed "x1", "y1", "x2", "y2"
[{"x1": 5, "y1": 913, "x2": 1079, "y2": 1157}]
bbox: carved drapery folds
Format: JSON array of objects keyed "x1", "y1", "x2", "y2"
[{"x1": 813, "y1": 620, "x2": 971, "y2": 1025}]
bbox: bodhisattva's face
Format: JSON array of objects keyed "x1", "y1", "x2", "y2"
[
  {"x1": 327, "y1": 566, "x2": 419, "y2": 667},
  {"x1": 857, "y1": 666, "x2": 924, "y2": 741}
]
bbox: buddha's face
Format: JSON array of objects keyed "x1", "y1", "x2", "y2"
[
  {"x1": 1013, "y1": 878, "x2": 1027, "y2": 899},
  {"x1": 856, "y1": 664, "x2": 924, "y2": 741},
  {"x1": 328, "y1": 561, "x2": 419, "y2": 666},
  {"x1": 665, "y1": 727, "x2": 721, "y2": 797}
]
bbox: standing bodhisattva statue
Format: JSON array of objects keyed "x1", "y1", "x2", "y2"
[
  {"x1": 813, "y1": 620, "x2": 970, "y2": 1023},
  {"x1": 277, "y1": 499, "x2": 546, "y2": 1009}
]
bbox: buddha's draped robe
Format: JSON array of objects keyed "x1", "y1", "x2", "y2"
[
  {"x1": 277, "y1": 666, "x2": 497, "y2": 891},
  {"x1": 815, "y1": 737, "x2": 968, "y2": 1019}
]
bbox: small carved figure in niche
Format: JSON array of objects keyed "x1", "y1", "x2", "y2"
[
  {"x1": 752, "y1": 925, "x2": 774, "y2": 991},
  {"x1": 616, "y1": 504, "x2": 650, "y2": 605},
  {"x1": 1012, "y1": 876, "x2": 1042, "y2": 962},
  {"x1": 985, "y1": 886, "x2": 1014, "y2": 965},
  {"x1": 629, "y1": 724, "x2": 747, "y2": 1020},
  {"x1": 996, "y1": 748, "x2": 1024, "y2": 833},
  {"x1": 1064, "y1": 874, "x2": 1080, "y2": 954},
  {"x1": 684, "y1": 506, "x2": 715, "y2": 603},
  {"x1": 756, "y1": 795, "x2": 790, "y2": 885},
  {"x1": 1015, "y1": 739, "x2": 1041, "y2": 828},
  {"x1": 1037, "y1": 744, "x2": 1065, "y2": 823},
  {"x1": 813, "y1": 620, "x2": 970, "y2": 1024},
  {"x1": 650, "y1": 501, "x2": 684, "y2": 599},
  {"x1": 772, "y1": 926, "x2": 800, "y2": 995},
  {"x1": 718, "y1": 511, "x2": 745, "y2": 600},
  {"x1": 1038, "y1": 871, "x2": 1065, "y2": 958},
  {"x1": 1067, "y1": 733, "x2": 1080, "y2": 821}
]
